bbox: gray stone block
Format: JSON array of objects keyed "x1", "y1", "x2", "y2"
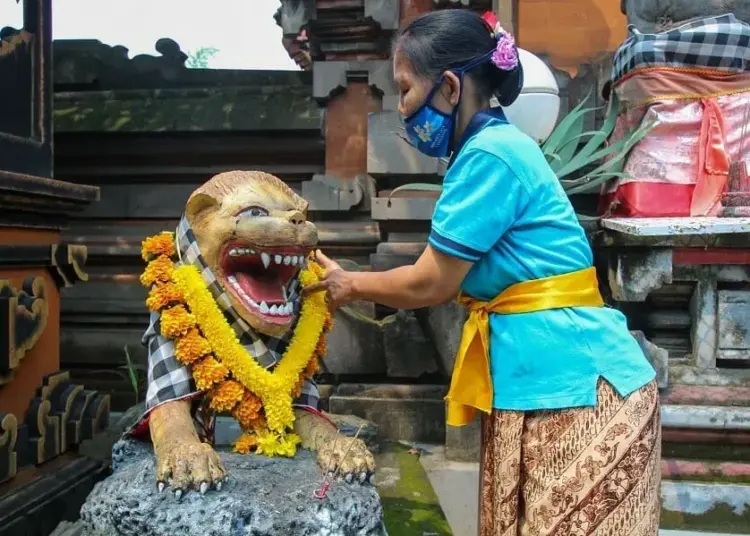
[
  {"x1": 367, "y1": 110, "x2": 440, "y2": 176},
  {"x1": 382, "y1": 310, "x2": 439, "y2": 378},
  {"x1": 313, "y1": 61, "x2": 395, "y2": 101},
  {"x1": 323, "y1": 304, "x2": 387, "y2": 375},
  {"x1": 81, "y1": 439, "x2": 385, "y2": 535},
  {"x1": 329, "y1": 384, "x2": 447, "y2": 443},
  {"x1": 445, "y1": 415, "x2": 481, "y2": 463},
  {"x1": 422, "y1": 302, "x2": 467, "y2": 376},
  {"x1": 631, "y1": 330, "x2": 669, "y2": 388},
  {"x1": 623, "y1": 0, "x2": 750, "y2": 33}
]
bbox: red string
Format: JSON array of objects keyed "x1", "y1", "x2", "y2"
[
  {"x1": 313, "y1": 479, "x2": 332, "y2": 499},
  {"x1": 299, "y1": 406, "x2": 337, "y2": 429}
]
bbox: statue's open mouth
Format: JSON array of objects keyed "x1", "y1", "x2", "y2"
[{"x1": 220, "y1": 243, "x2": 309, "y2": 325}]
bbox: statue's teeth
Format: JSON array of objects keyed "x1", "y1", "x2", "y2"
[
  {"x1": 229, "y1": 249, "x2": 240, "y2": 256},
  {"x1": 269, "y1": 304, "x2": 279, "y2": 315},
  {"x1": 291, "y1": 256, "x2": 298, "y2": 266},
  {"x1": 286, "y1": 302, "x2": 294, "y2": 314},
  {"x1": 261, "y1": 252, "x2": 271, "y2": 268},
  {"x1": 274, "y1": 254, "x2": 283, "y2": 265},
  {"x1": 283, "y1": 255, "x2": 292, "y2": 265},
  {"x1": 259, "y1": 301, "x2": 269, "y2": 314}
]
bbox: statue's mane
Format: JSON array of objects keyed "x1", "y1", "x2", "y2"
[{"x1": 190, "y1": 170, "x2": 308, "y2": 213}]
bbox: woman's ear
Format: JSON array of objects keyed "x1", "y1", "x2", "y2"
[{"x1": 442, "y1": 71, "x2": 462, "y2": 106}]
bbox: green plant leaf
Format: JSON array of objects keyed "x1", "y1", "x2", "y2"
[
  {"x1": 563, "y1": 172, "x2": 632, "y2": 195},
  {"x1": 540, "y1": 90, "x2": 592, "y2": 156},
  {"x1": 565, "y1": 119, "x2": 657, "y2": 184},
  {"x1": 123, "y1": 345, "x2": 140, "y2": 402},
  {"x1": 548, "y1": 130, "x2": 602, "y2": 172},
  {"x1": 554, "y1": 117, "x2": 651, "y2": 180},
  {"x1": 556, "y1": 92, "x2": 621, "y2": 176}
]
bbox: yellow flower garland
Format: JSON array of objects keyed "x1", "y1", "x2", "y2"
[{"x1": 140, "y1": 233, "x2": 332, "y2": 457}]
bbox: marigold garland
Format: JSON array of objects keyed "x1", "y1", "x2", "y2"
[
  {"x1": 140, "y1": 232, "x2": 333, "y2": 458},
  {"x1": 192, "y1": 356, "x2": 229, "y2": 390},
  {"x1": 141, "y1": 232, "x2": 176, "y2": 261},
  {"x1": 174, "y1": 328, "x2": 212, "y2": 365}
]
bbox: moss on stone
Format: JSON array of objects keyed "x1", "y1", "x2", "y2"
[
  {"x1": 53, "y1": 87, "x2": 321, "y2": 133},
  {"x1": 661, "y1": 502, "x2": 750, "y2": 534},
  {"x1": 375, "y1": 443, "x2": 452, "y2": 536},
  {"x1": 663, "y1": 442, "x2": 750, "y2": 463}
]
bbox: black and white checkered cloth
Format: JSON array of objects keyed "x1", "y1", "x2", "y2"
[
  {"x1": 142, "y1": 215, "x2": 319, "y2": 413},
  {"x1": 611, "y1": 14, "x2": 750, "y2": 84}
]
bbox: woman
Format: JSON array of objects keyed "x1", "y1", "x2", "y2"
[{"x1": 306, "y1": 9, "x2": 661, "y2": 536}]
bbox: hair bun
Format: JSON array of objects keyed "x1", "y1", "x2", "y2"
[{"x1": 496, "y1": 60, "x2": 523, "y2": 106}]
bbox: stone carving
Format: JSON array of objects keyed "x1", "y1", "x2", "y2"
[
  {"x1": 50, "y1": 244, "x2": 89, "y2": 288},
  {"x1": 0, "y1": 371, "x2": 110, "y2": 483},
  {"x1": 0, "y1": 276, "x2": 48, "y2": 385},
  {"x1": 53, "y1": 38, "x2": 188, "y2": 89},
  {"x1": 78, "y1": 439, "x2": 385, "y2": 535},
  {"x1": 131, "y1": 171, "x2": 376, "y2": 501},
  {"x1": 0, "y1": 414, "x2": 18, "y2": 484},
  {"x1": 622, "y1": 0, "x2": 750, "y2": 32}
]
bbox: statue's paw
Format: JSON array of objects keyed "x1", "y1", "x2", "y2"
[
  {"x1": 317, "y1": 437, "x2": 376, "y2": 485},
  {"x1": 156, "y1": 441, "x2": 228, "y2": 498}
]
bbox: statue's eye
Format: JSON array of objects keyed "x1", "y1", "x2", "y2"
[{"x1": 240, "y1": 206, "x2": 268, "y2": 218}]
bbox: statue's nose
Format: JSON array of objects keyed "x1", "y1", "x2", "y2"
[{"x1": 285, "y1": 210, "x2": 305, "y2": 225}]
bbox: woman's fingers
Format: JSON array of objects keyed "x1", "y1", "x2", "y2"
[
  {"x1": 314, "y1": 249, "x2": 339, "y2": 270},
  {"x1": 302, "y1": 279, "x2": 330, "y2": 295}
]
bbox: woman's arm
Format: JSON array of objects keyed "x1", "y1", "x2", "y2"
[{"x1": 305, "y1": 246, "x2": 473, "y2": 310}]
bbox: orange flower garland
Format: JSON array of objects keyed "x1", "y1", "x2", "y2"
[{"x1": 140, "y1": 232, "x2": 332, "y2": 457}]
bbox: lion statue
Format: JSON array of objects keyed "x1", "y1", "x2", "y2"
[{"x1": 128, "y1": 170, "x2": 375, "y2": 497}]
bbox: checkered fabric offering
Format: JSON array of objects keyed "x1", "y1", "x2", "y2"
[
  {"x1": 611, "y1": 14, "x2": 750, "y2": 84},
  {"x1": 142, "y1": 215, "x2": 319, "y2": 412}
]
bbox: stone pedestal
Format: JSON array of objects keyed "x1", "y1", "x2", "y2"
[{"x1": 79, "y1": 440, "x2": 385, "y2": 536}]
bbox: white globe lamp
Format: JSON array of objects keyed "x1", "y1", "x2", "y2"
[{"x1": 496, "y1": 48, "x2": 560, "y2": 143}]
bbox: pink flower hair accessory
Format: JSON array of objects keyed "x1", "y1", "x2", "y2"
[{"x1": 481, "y1": 11, "x2": 519, "y2": 71}]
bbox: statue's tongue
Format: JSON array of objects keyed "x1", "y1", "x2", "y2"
[{"x1": 234, "y1": 271, "x2": 285, "y2": 304}]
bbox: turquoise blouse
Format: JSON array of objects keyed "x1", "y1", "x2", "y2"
[{"x1": 429, "y1": 110, "x2": 655, "y2": 411}]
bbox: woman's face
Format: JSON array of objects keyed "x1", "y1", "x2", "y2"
[{"x1": 393, "y1": 50, "x2": 456, "y2": 119}]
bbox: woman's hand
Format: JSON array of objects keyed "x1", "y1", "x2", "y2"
[
  {"x1": 303, "y1": 250, "x2": 356, "y2": 312},
  {"x1": 303, "y1": 246, "x2": 472, "y2": 311}
]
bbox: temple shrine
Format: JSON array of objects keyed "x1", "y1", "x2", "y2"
[{"x1": 1, "y1": 0, "x2": 750, "y2": 534}]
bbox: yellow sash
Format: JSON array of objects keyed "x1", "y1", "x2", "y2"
[{"x1": 446, "y1": 266, "x2": 604, "y2": 427}]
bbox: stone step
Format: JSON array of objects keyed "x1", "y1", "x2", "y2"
[
  {"x1": 661, "y1": 531, "x2": 747, "y2": 536},
  {"x1": 418, "y1": 445, "x2": 750, "y2": 536}
]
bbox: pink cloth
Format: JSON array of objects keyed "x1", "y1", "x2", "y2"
[{"x1": 600, "y1": 69, "x2": 750, "y2": 217}]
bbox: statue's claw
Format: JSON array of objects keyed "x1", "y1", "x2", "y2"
[
  {"x1": 157, "y1": 481, "x2": 166, "y2": 493},
  {"x1": 155, "y1": 439, "x2": 228, "y2": 498},
  {"x1": 368, "y1": 473, "x2": 375, "y2": 486},
  {"x1": 215, "y1": 480, "x2": 222, "y2": 491},
  {"x1": 174, "y1": 489, "x2": 183, "y2": 501},
  {"x1": 316, "y1": 436, "x2": 377, "y2": 485}
]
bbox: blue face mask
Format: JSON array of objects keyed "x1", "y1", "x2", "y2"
[
  {"x1": 403, "y1": 78, "x2": 456, "y2": 158},
  {"x1": 402, "y1": 51, "x2": 495, "y2": 158}
]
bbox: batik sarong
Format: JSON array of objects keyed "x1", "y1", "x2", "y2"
[{"x1": 479, "y1": 379, "x2": 661, "y2": 536}]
